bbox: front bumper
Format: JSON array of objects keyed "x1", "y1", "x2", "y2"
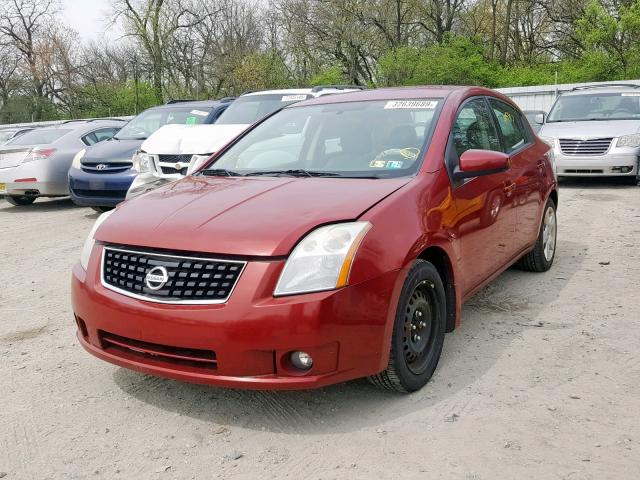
[
  {"x1": 69, "y1": 167, "x2": 137, "y2": 207},
  {"x1": 0, "y1": 160, "x2": 68, "y2": 197},
  {"x1": 553, "y1": 147, "x2": 638, "y2": 177},
  {"x1": 71, "y1": 245, "x2": 403, "y2": 390}
]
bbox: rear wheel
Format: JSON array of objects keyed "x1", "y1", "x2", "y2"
[
  {"x1": 368, "y1": 260, "x2": 446, "y2": 393},
  {"x1": 517, "y1": 198, "x2": 557, "y2": 272},
  {"x1": 5, "y1": 195, "x2": 36, "y2": 206}
]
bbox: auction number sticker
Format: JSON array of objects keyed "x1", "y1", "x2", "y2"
[
  {"x1": 621, "y1": 93, "x2": 640, "y2": 96},
  {"x1": 385, "y1": 100, "x2": 438, "y2": 109},
  {"x1": 282, "y1": 95, "x2": 308, "y2": 102}
]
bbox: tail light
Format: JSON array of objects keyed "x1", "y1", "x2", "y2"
[{"x1": 23, "y1": 148, "x2": 57, "y2": 163}]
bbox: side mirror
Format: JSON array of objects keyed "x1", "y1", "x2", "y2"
[
  {"x1": 534, "y1": 113, "x2": 545, "y2": 125},
  {"x1": 454, "y1": 149, "x2": 510, "y2": 179}
]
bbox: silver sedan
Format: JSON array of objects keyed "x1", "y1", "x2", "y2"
[{"x1": 0, "y1": 119, "x2": 125, "y2": 206}]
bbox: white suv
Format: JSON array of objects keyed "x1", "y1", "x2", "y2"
[{"x1": 127, "y1": 86, "x2": 364, "y2": 198}]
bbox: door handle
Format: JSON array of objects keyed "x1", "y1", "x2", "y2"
[{"x1": 503, "y1": 182, "x2": 516, "y2": 196}]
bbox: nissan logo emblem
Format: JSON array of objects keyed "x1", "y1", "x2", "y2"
[
  {"x1": 145, "y1": 266, "x2": 169, "y2": 290},
  {"x1": 96, "y1": 163, "x2": 108, "y2": 170}
]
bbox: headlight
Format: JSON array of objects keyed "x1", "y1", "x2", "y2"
[
  {"x1": 80, "y1": 210, "x2": 114, "y2": 270},
  {"x1": 71, "y1": 149, "x2": 86, "y2": 169},
  {"x1": 616, "y1": 134, "x2": 640, "y2": 148},
  {"x1": 274, "y1": 222, "x2": 372, "y2": 296},
  {"x1": 539, "y1": 136, "x2": 555, "y2": 147},
  {"x1": 132, "y1": 151, "x2": 155, "y2": 173}
]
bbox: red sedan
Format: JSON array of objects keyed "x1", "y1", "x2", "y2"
[{"x1": 72, "y1": 87, "x2": 558, "y2": 392}]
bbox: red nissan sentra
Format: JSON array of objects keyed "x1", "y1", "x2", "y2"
[{"x1": 72, "y1": 87, "x2": 558, "y2": 392}]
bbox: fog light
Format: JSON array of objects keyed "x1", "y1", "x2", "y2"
[{"x1": 290, "y1": 351, "x2": 313, "y2": 370}]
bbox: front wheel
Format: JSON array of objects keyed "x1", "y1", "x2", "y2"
[
  {"x1": 5, "y1": 195, "x2": 36, "y2": 206},
  {"x1": 517, "y1": 198, "x2": 557, "y2": 272},
  {"x1": 368, "y1": 260, "x2": 446, "y2": 393}
]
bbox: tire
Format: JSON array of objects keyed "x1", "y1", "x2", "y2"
[
  {"x1": 517, "y1": 198, "x2": 557, "y2": 272},
  {"x1": 368, "y1": 260, "x2": 446, "y2": 393},
  {"x1": 91, "y1": 206, "x2": 113, "y2": 213},
  {"x1": 5, "y1": 195, "x2": 36, "y2": 206}
]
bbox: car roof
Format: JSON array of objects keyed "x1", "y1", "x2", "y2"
[
  {"x1": 561, "y1": 85, "x2": 640, "y2": 96},
  {"x1": 241, "y1": 86, "x2": 364, "y2": 98},
  {"x1": 147, "y1": 99, "x2": 232, "y2": 111},
  {"x1": 287, "y1": 85, "x2": 472, "y2": 107}
]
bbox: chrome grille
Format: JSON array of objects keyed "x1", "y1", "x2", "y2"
[
  {"x1": 158, "y1": 154, "x2": 192, "y2": 175},
  {"x1": 559, "y1": 138, "x2": 612, "y2": 156},
  {"x1": 158, "y1": 154, "x2": 193, "y2": 163},
  {"x1": 101, "y1": 246, "x2": 246, "y2": 304},
  {"x1": 81, "y1": 161, "x2": 133, "y2": 173}
]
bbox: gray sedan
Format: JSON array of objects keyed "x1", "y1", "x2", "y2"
[{"x1": 0, "y1": 119, "x2": 125, "y2": 206}]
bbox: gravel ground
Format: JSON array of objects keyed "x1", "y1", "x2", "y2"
[{"x1": 1, "y1": 178, "x2": 639, "y2": 480}]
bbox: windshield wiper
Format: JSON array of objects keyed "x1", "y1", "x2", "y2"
[
  {"x1": 201, "y1": 168, "x2": 242, "y2": 177},
  {"x1": 243, "y1": 169, "x2": 342, "y2": 177}
]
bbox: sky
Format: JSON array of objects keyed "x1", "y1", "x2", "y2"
[{"x1": 61, "y1": 0, "x2": 123, "y2": 42}]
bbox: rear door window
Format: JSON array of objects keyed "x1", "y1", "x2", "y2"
[
  {"x1": 93, "y1": 128, "x2": 119, "y2": 142},
  {"x1": 488, "y1": 98, "x2": 530, "y2": 153},
  {"x1": 82, "y1": 132, "x2": 99, "y2": 146}
]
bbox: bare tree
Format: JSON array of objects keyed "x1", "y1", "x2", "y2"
[
  {"x1": 0, "y1": 43, "x2": 21, "y2": 122},
  {"x1": 0, "y1": 0, "x2": 60, "y2": 120},
  {"x1": 112, "y1": 0, "x2": 220, "y2": 103}
]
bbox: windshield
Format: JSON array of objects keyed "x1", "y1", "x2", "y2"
[
  {"x1": 216, "y1": 94, "x2": 312, "y2": 125},
  {"x1": 547, "y1": 92, "x2": 640, "y2": 122},
  {"x1": 204, "y1": 99, "x2": 441, "y2": 178},
  {"x1": 115, "y1": 106, "x2": 213, "y2": 140},
  {"x1": 7, "y1": 128, "x2": 71, "y2": 146}
]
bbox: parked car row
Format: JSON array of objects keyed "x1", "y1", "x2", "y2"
[{"x1": 2, "y1": 83, "x2": 637, "y2": 210}]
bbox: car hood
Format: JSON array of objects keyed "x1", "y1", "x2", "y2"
[
  {"x1": 82, "y1": 138, "x2": 143, "y2": 164},
  {"x1": 539, "y1": 119, "x2": 640, "y2": 138},
  {"x1": 141, "y1": 124, "x2": 249, "y2": 155},
  {"x1": 97, "y1": 175, "x2": 411, "y2": 256}
]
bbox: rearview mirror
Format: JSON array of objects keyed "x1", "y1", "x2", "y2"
[
  {"x1": 278, "y1": 122, "x2": 300, "y2": 135},
  {"x1": 454, "y1": 149, "x2": 510, "y2": 179},
  {"x1": 534, "y1": 113, "x2": 545, "y2": 124}
]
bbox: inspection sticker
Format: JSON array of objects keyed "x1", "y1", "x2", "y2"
[
  {"x1": 384, "y1": 100, "x2": 438, "y2": 109},
  {"x1": 190, "y1": 109, "x2": 209, "y2": 116},
  {"x1": 282, "y1": 95, "x2": 308, "y2": 102},
  {"x1": 386, "y1": 161, "x2": 404, "y2": 169}
]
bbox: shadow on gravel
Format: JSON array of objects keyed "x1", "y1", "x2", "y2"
[
  {"x1": 0, "y1": 197, "x2": 80, "y2": 213},
  {"x1": 112, "y1": 240, "x2": 586, "y2": 435},
  {"x1": 558, "y1": 176, "x2": 638, "y2": 190}
]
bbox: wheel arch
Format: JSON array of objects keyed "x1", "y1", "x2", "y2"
[
  {"x1": 549, "y1": 189, "x2": 558, "y2": 209},
  {"x1": 417, "y1": 246, "x2": 457, "y2": 333}
]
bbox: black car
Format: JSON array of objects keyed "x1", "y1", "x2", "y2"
[{"x1": 68, "y1": 99, "x2": 233, "y2": 210}]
